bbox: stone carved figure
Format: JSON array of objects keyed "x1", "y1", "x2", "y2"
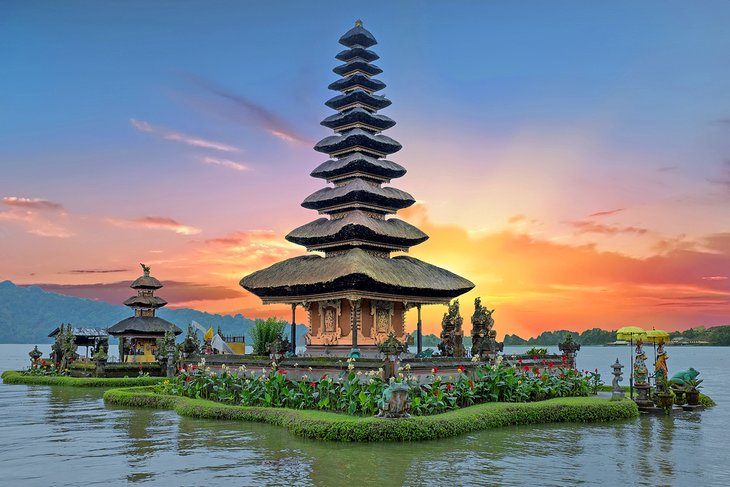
[
  {"x1": 181, "y1": 324, "x2": 200, "y2": 358},
  {"x1": 470, "y1": 298, "x2": 503, "y2": 359},
  {"x1": 611, "y1": 358, "x2": 625, "y2": 399},
  {"x1": 669, "y1": 368, "x2": 700, "y2": 388},
  {"x1": 633, "y1": 340, "x2": 649, "y2": 386},
  {"x1": 377, "y1": 382, "x2": 411, "y2": 418},
  {"x1": 438, "y1": 300, "x2": 465, "y2": 357}
]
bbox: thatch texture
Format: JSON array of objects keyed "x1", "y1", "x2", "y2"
[
  {"x1": 48, "y1": 326, "x2": 108, "y2": 338},
  {"x1": 328, "y1": 74, "x2": 385, "y2": 93},
  {"x1": 339, "y1": 23, "x2": 377, "y2": 48},
  {"x1": 130, "y1": 275, "x2": 163, "y2": 289},
  {"x1": 301, "y1": 179, "x2": 414, "y2": 211},
  {"x1": 241, "y1": 248, "x2": 474, "y2": 299},
  {"x1": 123, "y1": 295, "x2": 168, "y2": 308},
  {"x1": 336, "y1": 47, "x2": 379, "y2": 62},
  {"x1": 326, "y1": 89, "x2": 391, "y2": 111},
  {"x1": 333, "y1": 60, "x2": 382, "y2": 77},
  {"x1": 320, "y1": 109, "x2": 395, "y2": 132},
  {"x1": 314, "y1": 128, "x2": 401, "y2": 156},
  {"x1": 286, "y1": 211, "x2": 428, "y2": 248},
  {"x1": 107, "y1": 316, "x2": 182, "y2": 336},
  {"x1": 311, "y1": 152, "x2": 405, "y2": 181}
]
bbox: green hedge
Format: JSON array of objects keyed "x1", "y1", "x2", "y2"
[
  {"x1": 1, "y1": 370, "x2": 164, "y2": 388},
  {"x1": 103, "y1": 386, "x2": 639, "y2": 442}
]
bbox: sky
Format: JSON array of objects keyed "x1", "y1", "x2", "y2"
[{"x1": 1, "y1": 1, "x2": 729, "y2": 338}]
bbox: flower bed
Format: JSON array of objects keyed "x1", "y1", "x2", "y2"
[
  {"x1": 1, "y1": 370, "x2": 164, "y2": 388},
  {"x1": 158, "y1": 359, "x2": 600, "y2": 417},
  {"x1": 103, "y1": 386, "x2": 639, "y2": 442}
]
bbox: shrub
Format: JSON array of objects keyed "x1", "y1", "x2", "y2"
[
  {"x1": 251, "y1": 317, "x2": 286, "y2": 355},
  {"x1": 1, "y1": 370, "x2": 163, "y2": 387}
]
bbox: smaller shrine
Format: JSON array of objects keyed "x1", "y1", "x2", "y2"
[
  {"x1": 108, "y1": 264, "x2": 182, "y2": 363},
  {"x1": 48, "y1": 325, "x2": 108, "y2": 359},
  {"x1": 438, "y1": 300, "x2": 465, "y2": 357},
  {"x1": 470, "y1": 297, "x2": 503, "y2": 360}
]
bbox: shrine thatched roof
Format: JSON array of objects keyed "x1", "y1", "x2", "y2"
[
  {"x1": 320, "y1": 109, "x2": 395, "y2": 132},
  {"x1": 336, "y1": 47, "x2": 379, "y2": 62},
  {"x1": 107, "y1": 316, "x2": 182, "y2": 336},
  {"x1": 286, "y1": 211, "x2": 428, "y2": 249},
  {"x1": 240, "y1": 248, "x2": 474, "y2": 301},
  {"x1": 301, "y1": 178, "x2": 414, "y2": 212},
  {"x1": 48, "y1": 326, "x2": 108, "y2": 338},
  {"x1": 311, "y1": 152, "x2": 405, "y2": 181},
  {"x1": 333, "y1": 60, "x2": 382, "y2": 77}
]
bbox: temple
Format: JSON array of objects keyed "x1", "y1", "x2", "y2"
[
  {"x1": 241, "y1": 21, "x2": 474, "y2": 357},
  {"x1": 108, "y1": 264, "x2": 181, "y2": 362}
]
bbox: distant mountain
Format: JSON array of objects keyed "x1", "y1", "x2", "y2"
[{"x1": 0, "y1": 280, "x2": 307, "y2": 345}]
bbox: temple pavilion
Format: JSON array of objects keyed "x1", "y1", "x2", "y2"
[
  {"x1": 241, "y1": 21, "x2": 474, "y2": 357},
  {"x1": 108, "y1": 264, "x2": 181, "y2": 362}
]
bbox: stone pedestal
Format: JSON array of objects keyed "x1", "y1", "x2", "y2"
[{"x1": 634, "y1": 384, "x2": 654, "y2": 408}]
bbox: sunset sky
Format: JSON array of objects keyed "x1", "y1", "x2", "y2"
[{"x1": 2, "y1": 1, "x2": 729, "y2": 338}]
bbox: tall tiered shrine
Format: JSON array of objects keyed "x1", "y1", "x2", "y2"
[{"x1": 241, "y1": 21, "x2": 474, "y2": 356}]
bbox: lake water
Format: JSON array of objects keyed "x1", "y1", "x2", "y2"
[{"x1": 1, "y1": 343, "x2": 728, "y2": 486}]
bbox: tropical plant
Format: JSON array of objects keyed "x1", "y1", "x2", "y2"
[
  {"x1": 251, "y1": 317, "x2": 286, "y2": 355},
  {"x1": 526, "y1": 347, "x2": 548, "y2": 357}
]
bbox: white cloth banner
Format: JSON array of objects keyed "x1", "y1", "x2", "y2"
[{"x1": 211, "y1": 334, "x2": 235, "y2": 354}]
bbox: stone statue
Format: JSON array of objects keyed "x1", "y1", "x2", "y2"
[
  {"x1": 559, "y1": 333, "x2": 581, "y2": 369},
  {"x1": 610, "y1": 358, "x2": 625, "y2": 400},
  {"x1": 377, "y1": 382, "x2": 411, "y2": 418},
  {"x1": 180, "y1": 324, "x2": 200, "y2": 358},
  {"x1": 438, "y1": 300, "x2": 465, "y2": 357},
  {"x1": 470, "y1": 298, "x2": 503, "y2": 360},
  {"x1": 633, "y1": 340, "x2": 649, "y2": 386},
  {"x1": 140, "y1": 263, "x2": 151, "y2": 275},
  {"x1": 28, "y1": 345, "x2": 42, "y2": 367},
  {"x1": 669, "y1": 368, "x2": 700, "y2": 388}
]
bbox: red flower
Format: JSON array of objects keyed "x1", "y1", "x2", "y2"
[
  {"x1": 523, "y1": 365, "x2": 530, "y2": 372},
  {"x1": 561, "y1": 355, "x2": 567, "y2": 362},
  {"x1": 321, "y1": 374, "x2": 327, "y2": 380},
  {"x1": 518, "y1": 359, "x2": 523, "y2": 364},
  {"x1": 177, "y1": 367, "x2": 182, "y2": 372},
  {"x1": 277, "y1": 369, "x2": 287, "y2": 375},
  {"x1": 446, "y1": 383, "x2": 453, "y2": 391},
  {"x1": 41, "y1": 361, "x2": 46, "y2": 367},
  {"x1": 560, "y1": 373, "x2": 565, "y2": 378},
  {"x1": 532, "y1": 356, "x2": 538, "y2": 361},
  {"x1": 185, "y1": 376, "x2": 191, "y2": 382},
  {"x1": 138, "y1": 365, "x2": 143, "y2": 370},
  {"x1": 469, "y1": 380, "x2": 474, "y2": 389},
  {"x1": 548, "y1": 363, "x2": 553, "y2": 369},
  {"x1": 432, "y1": 367, "x2": 439, "y2": 374},
  {"x1": 457, "y1": 365, "x2": 465, "y2": 373},
  {"x1": 433, "y1": 389, "x2": 440, "y2": 397}
]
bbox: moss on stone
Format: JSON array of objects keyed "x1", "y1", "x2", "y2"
[{"x1": 103, "y1": 386, "x2": 639, "y2": 442}]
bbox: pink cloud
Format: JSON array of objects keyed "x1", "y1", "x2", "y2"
[
  {"x1": 107, "y1": 216, "x2": 201, "y2": 235},
  {"x1": 567, "y1": 220, "x2": 649, "y2": 235},
  {"x1": 588, "y1": 208, "x2": 624, "y2": 218},
  {"x1": 2, "y1": 196, "x2": 64, "y2": 211},
  {"x1": 199, "y1": 156, "x2": 250, "y2": 172},
  {"x1": 129, "y1": 118, "x2": 240, "y2": 152}
]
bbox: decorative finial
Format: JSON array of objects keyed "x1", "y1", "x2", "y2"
[
  {"x1": 355, "y1": 19, "x2": 363, "y2": 27},
  {"x1": 140, "y1": 263, "x2": 151, "y2": 276}
]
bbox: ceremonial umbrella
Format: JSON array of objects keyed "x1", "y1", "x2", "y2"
[
  {"x1": 645, "y1": 328, "x2": 670, "y2": 370},
  {"x1": 616, "y1": 326, "x2": 647, "y2": 399}
]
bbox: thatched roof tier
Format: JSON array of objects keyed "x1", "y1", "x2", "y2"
[
  {"x1": 336, "y1": 47, "x2": 379, "y2": 63},
  {"x1": 107, "y1": 316, "x2": 182, "y2": 336},
  {"x1": 123, "y1": 295, "x2": 168, "y2": 308},
  {"x1": 320, "y1": 108, "x2": 395, "y2": 132},
  {"x1": 301, "y1": 179, "x2": 414, "y2": 213},
  {"x1": 328, "y1": 74, "x2": 385, "y2": 93},
  {"x1": 286, "y1": 211, "x2": 428, "y2": 250},
  {"x1": 49, "y1": 326, "x2": 108, "y2": 338},
  {"x1": 311, "y1": 153, "x2": 406, "y2": 181},
  {"x1": 326, "y1": 89, "x2": 391, "y2": 112},
  {"x1": 130, "y1": 275, "x2": 163, "y2": 290},
  {"x1": 241, "y1": 248, "x2": 474, "y2": 302},
  {"x1": 339, "y1": 22, "x2": 377, "y2": 48},
  {"x1": 314, "y1": 129, "x2": 401, "y2": 157},
  {"x1": 333, "y1": 60, "x2": 383, "y2": 77}
]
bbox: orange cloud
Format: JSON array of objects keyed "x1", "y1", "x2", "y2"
[
  {"x1": 566, "y1": 220, "x2": 649, "y2": 235},
  {"x1": 2, "y1": 196, "x2": 64, "y2": 211}
]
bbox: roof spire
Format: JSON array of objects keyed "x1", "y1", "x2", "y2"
[{"x1": 355, "y1": 19, "x2": 363, "y2": 27}]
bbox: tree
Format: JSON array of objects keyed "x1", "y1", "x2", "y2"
[{"x1": 251, "y1": 317, "x2": 286, "y2": 355}]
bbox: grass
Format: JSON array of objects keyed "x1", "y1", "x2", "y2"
[
  {"x1": 103, "y1": 386, "x2": 639, "y2": 442},
  {"x1": 1, "y1": 370, "x2": 164, "y2": 388}
]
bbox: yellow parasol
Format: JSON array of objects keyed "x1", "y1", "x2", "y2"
[
  {"x1": 616, "y1": 326, "x2": 646, "y2": 341},
  {"x1": 645, "y1": 329, "x2": 670, "y2": 344},
  {"x1": 204, "y1": 326, "x2": 214, "y2": 343},
  {"x1": 616, "y1": 326, "x2": 646, "y2": 399}
]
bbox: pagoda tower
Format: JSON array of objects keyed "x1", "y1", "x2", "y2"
[
  {"x1": 241, "y1": 21, "x2": 474, "y2": 357},
  {"x1": 108, "y1": 264, "x2": 182, "y2": 362}
]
